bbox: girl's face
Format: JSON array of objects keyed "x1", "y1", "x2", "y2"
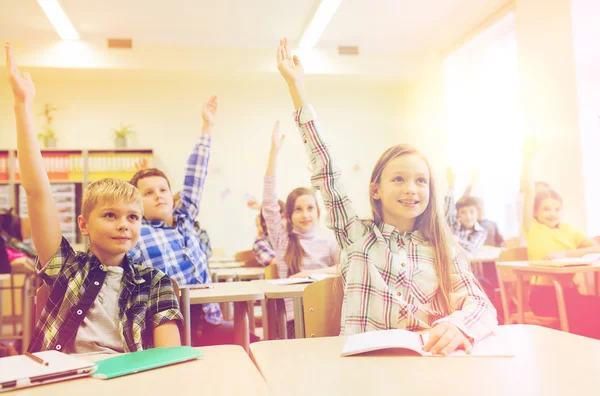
[
  {"x1": 372, "y1": 154, "x2": 430, "y2": 231},
  {"x1": 290, "y1": 194, "x2": 318, "y2": 231},
  {"x1": 535, "y1": 198, "x2": 562, "y2": 228}
]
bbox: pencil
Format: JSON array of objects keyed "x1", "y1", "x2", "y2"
[{"x1": 24, "y1": 351, "x2": 49, "y2": 366}]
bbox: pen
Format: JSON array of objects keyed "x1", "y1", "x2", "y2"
[{"x1": 24, "y1": 352, "x2": 49, "y2": 366}]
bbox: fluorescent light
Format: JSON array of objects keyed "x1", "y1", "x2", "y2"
[
  {"x1": 299, "y1": 0, "x2": 342, "y2": 49},
  {"x1": 36, "y1": 0, "x2": 79, "y2": 40}
]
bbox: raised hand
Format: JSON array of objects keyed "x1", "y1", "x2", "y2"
[
  {"x1": 201, "y1": 96, "x2": 218, "y2": 132},
  {"x1": 276, "y1": 38, "x2": 304, "y2": 86},
  {"x1": 270, "y1": 121, "x2": 285, "y2": 153},
  {"x1": 522, "y1": 135, "x2": 539, "y2": 158},
  {"x1": 446, "y1": 167, "x2": 456, "y2": 190},
  {"x1": 5, "y1": 42, "x2": 36, "y2": 104}
]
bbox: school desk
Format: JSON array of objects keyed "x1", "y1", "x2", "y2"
[
  {"x1": 209, "y1": 261, "x2": 245, "y2": 270},
  {"x1": 249, "y1": 324, "x2": 600, "y2": 396},
  {"x1": 12, "y1": 345, "x2": 271, "y2": 396},
  {"x1": 495, "y1": 260, "x2": 600, "y2": 331},
  {"x1": 180, "y1": 282, "x2": 264, "y2": 352},
  {"x1": 468, "y1": 247, "x2": 502, "y2": 276},
  {"x1": 212, "y1": 267, "x2": 266, "y2": 282},
  {"x1": 252, "y1": 280, "x2": 309, "y2": 340}
]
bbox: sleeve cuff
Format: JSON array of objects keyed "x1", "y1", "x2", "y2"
[
  {"x1": 198, "y1": 134, "x2": 212, "y2": 146},
  {"x1": 294, "y1": 104, "x2": 318, "y2": 126}
]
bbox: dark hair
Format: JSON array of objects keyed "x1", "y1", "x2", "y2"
[
  {"x1": 456, "y1": 196, "x2": 480, "y2": 212},
  {"x1": 534, "y1": 189, "x2": 563, "y2": 213},
  {"x1": 284, "y1": 188, "x2": 320, "y2": 275},
  {"x1": 130, "y1": 168, "x2": 171, "y2": 189},
  {"x1": 260, "y1": 200, "x2": 285, "y2": 237}
]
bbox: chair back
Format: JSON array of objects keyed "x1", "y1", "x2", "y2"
[{"x1": 302, "y1": 276, "x2": 343, "y2": 338}]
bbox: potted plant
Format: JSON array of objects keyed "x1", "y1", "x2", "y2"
[
  {"x1": 112, "y1": 123, "x2": 135, "y2": 148},
  {"x1": 38, "y1": 104, "x2": 58, "y2": 148}
]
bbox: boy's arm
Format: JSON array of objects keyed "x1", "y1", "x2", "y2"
[
  {"x1": 520, "y1": 136, "x2": 536, "y2": 233},
  {"x1": 153, "y1": 321, "x2": 181, "y2": 347},
  {"x1": 5, "y1": 43, "x2": 61, "y2": 266},
  {"x1": 179, "y1": 96, "x2": 218, "y2": 221}
]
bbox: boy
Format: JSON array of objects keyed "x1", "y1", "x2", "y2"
[
  {"x1": 461, "y1": 172, "x2": 504, "y2": 247},
  {"x1": 129, "y1": 98, "x2": 257, "y2": 345},
  {"x1": 445, "y1": 168, "x2": 488, "y2": 252},
  {"x1": 5, "y1": 42, "x2": 182, "y2": 353}
]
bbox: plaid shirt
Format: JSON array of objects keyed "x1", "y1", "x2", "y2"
[
  {"x1": 130, "y1": 135, "x2": 222, "y2": 325},
  {"x1": 444, "y1": 193, "x2": 488, "y2": 253},
  {"x1": 253, "y1": 236, "x2": 276, "y2": 267},
  {"x1": 295, "y1": 105, "x2": 497, "y2": 341},
  {"x1": 29, "y1": 237, "x2": 183, "y2": 353}
]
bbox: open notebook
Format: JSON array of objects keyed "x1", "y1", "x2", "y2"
[
  {"x1": 341, "y1": 329, "x2": 514, "y2": 357},
  {"x1": 530, "y1": 254, "x2": 600, "y2": 267},
  {"x1": 268, "y1": 274, "x2": 334, "y2": 285},
  {"x1": 0, "y1": 351, "x2": 96, "y2": 392}
]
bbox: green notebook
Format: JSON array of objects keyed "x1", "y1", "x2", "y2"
[{"x1": 92, "y1": 346, "x2": 203, "y2": 379}]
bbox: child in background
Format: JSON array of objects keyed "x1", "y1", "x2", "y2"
[
  {"x1": 262, "y1": 120, "x2": 340, "y2": 337},
  {"x1": 276, "y1": 38, "x2": 496, "y2": 354},
  {"x1": 461, "y1": 171, "x2": 504, "y2": 247},
  {"x1": 5, "y1": 42, "x2": 182, "y2": 353},
  {"x1": 444, "y1": 168, "x2": 488, "y2": 253},
  {"x1": 521, "y1": 136, "x2": 600, "y2": 338},
  {"x1": 252, "y1": 200, "x2": 285, "y2": 267},
  {"x1": 173, "y1": 191, "x2": 212, "y2": 260}
]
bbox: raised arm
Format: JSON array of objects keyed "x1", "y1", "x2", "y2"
[
  {"x1": 444, "y1": 168, "x2": 458, "y2": 229},
  {"x1": 5, "y1": 43, "x2": 61, "y2": 266},
  {"x1": 276, "y1": 38, "x2": 366, "y2": 249},
  {"x1": 520, "y1": 136, "x2": 536, "y2": 233},
  {"x1": 179, "y1": 96, "x2": 218, "y2": 220},
  {"x1": 462, "y1": 169, "x2": 478, "y2": 197},
  {"x1": 262, "y1": 122, "x2": 287, "y2": 252}
]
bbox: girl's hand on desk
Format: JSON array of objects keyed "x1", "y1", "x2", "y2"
[
  {"x1": 423, "y1": 322, "x2": 472, "y2": 356},
  {"x1": 545, "y1": 251, "x2": 568, "y2": 260}
]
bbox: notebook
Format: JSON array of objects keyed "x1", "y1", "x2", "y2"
[
  {"x1": 0, "y1": 351, "x2": 96, "y2": 393},
  {"x1": 92, "y1": 346, "x2": 203, "y2": 379},
  {"x1": 530, "y1": 254, "x2": 600, "y2": 268},
  {"x1": 268, "y1": 274, "x2": 334, "y2": 285},
  {"x1": 340, "y1": 329, "x2": 514, "y2": 357}
]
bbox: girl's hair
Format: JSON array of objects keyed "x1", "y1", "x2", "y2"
[
  {"x1": 284, "y1": 188, "x2": 320, "y2": 275},
  {"x1": 534, "y1": 189, "x2": 563, "y2": 213},
  {"x1": 260, "y1": 200, "x2": 285, "y2": 237},
  {"x1": 369, "y1": 144, "x2": 454, "y2": 315}
]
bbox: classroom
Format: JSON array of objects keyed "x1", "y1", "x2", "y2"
[{"x1": 1, "y1": 0, "x2": 600, "y2": 395}]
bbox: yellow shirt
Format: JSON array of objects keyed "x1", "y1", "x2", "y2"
[{"x1": 523, "y1": 219, "x2": 587, "y2": 285}]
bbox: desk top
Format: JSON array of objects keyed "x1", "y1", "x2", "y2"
[
  {"x1": 252, "y1": 279, "x2": 309, "y2": 299},
  {"x1": 212, "y1": 267, "x2": 265, "y2": 280},
  {"x1": 468, "y1": 247, "x2": 503, "y2": 263},
  {"x1": 0, "y1": 274, "x2": 10, "y2": 282},
  {"x1": 250, "y1": 325, "x2": 600, "y2": 396},
  {"x1": 188, "y1": 281, "x2": 264, "y2": 304},
  {"x1": 209, "y1": 261, "x2": 245, "y2": 269},
  {"x1": 496, "y1": 260, "x2": 600, "y2": 274},
  {"x1": 15, "y1": 345, "x2": 271, "y2": 396}
]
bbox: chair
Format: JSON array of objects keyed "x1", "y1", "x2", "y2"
[
  {"x1": 496, "y1": 247, "x2": 559, "y2": 328},
  {"x1": 504, "y1": 237, "x2": 522, "y2": 249},
  {"x1": 234, "y1": 250, "x2": 255, "y2": 264},
  {"x1": 264, "y1": 263, "x2": 278, "y2": 280},
  {"x1": 302, "y1": 276, "x2": 344, "y2": 338}
]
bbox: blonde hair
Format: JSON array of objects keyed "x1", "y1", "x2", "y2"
[
  {"x1": 369, "y1": 145, "x2": 455, "y2": 315},
  {"x1": 82, "y1": 178, "x2": 143, "y2": 220}
]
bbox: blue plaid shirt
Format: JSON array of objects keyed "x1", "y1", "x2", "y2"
[{"x1": 130, "y1": 135, "x2": 222, "y2": 325}]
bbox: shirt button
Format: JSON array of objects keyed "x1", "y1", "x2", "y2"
[
  {"x1": 77, "y1": 309, "x2": 83, "y2": 315},
  {"x1": 94, "y1": 281, "x2": 100, "y2": 286},
  {"x1": 100, "y1": 265, "x2": 106, "y2": 270},
  {"x1": 55, "y1": 344, "x2": 62, "y2": 350},
  {"x1": 401, "y1": 262, "x2": 406, "y2": 268},
  {"x1": 396, "y1": 291, "x2": 401, "y2": 297}
]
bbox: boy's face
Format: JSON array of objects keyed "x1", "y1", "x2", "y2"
[
  {"x1": 136, "y1": 176, "x2": 174, "y2": 222},
  {"x1": 78, "y1": 200, "x2": 142, "y2": 257},
  {"x1": 458, "y1": 205, "x2": 478, "y2": 229}
]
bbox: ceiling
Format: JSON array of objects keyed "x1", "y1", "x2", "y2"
[{"x1": 0, "y1": 0, "x2": 511, "y2": 77}]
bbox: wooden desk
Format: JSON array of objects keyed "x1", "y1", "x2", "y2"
[
  {"x1": 209, "y1": 261, "x2": 245, "y2": 270},
  {"x1": 180, "y1": 282, "x2": 264, "y2": 352},
  {"x1": 15, "y1": 345, "x2": 271, "y2": 396},
  {"x1": 252, "y1": 280, "x2": 309, "y2": 340},
  {"x1": 496, "y1": 260, "x2": 600, "y2": 331},
  {"x1": 250, "y1": 325, "x2": 600, "y2": 396},
  {"x1": 208, "y1": 256, "x2": 238, "y2": 264},
  {"x1": 212, "y1": 267, "x2": 265, "y2": 282},
  {"x1": 468, "y1": 248, "x2": 502, "y2": 276}
]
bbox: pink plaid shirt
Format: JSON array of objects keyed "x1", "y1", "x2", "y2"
[{"x1": 294, "y1": 105, "x2": 497, "y2": 341}]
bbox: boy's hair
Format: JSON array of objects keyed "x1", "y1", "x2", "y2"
[
  {"x1": 456, "y1": 196, "x2": 480, "y2": 212},
  {"x1": 130, "y1": 168, "x2": 171, "y2": 189},
  {"x1": 369, "y1": 144, "x2": 456, "y2": 315},
  {"x1": 534, "y1": 188, "x2": 563, "y2": 212},
  {"x1": 284, "y1": 188, "x2": 320, "y2": 275},
  {"x1": 82, "y1": 178, "x2": 143, "y2": 220},
  {"x1": 260, "y1": 200, "x2": 285, "y2": 237}
]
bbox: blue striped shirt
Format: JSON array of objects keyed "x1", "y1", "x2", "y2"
[{"x1": 130, "y1": 134, "x2": 222, "y2": 325}]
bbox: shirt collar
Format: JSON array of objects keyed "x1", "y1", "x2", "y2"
[
  {"x1": 379, "y1": 222, "x2": 425, "y2": 245},
  {"x1": 87, "y1": 250, "x2": 145, "y2": 285}
]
